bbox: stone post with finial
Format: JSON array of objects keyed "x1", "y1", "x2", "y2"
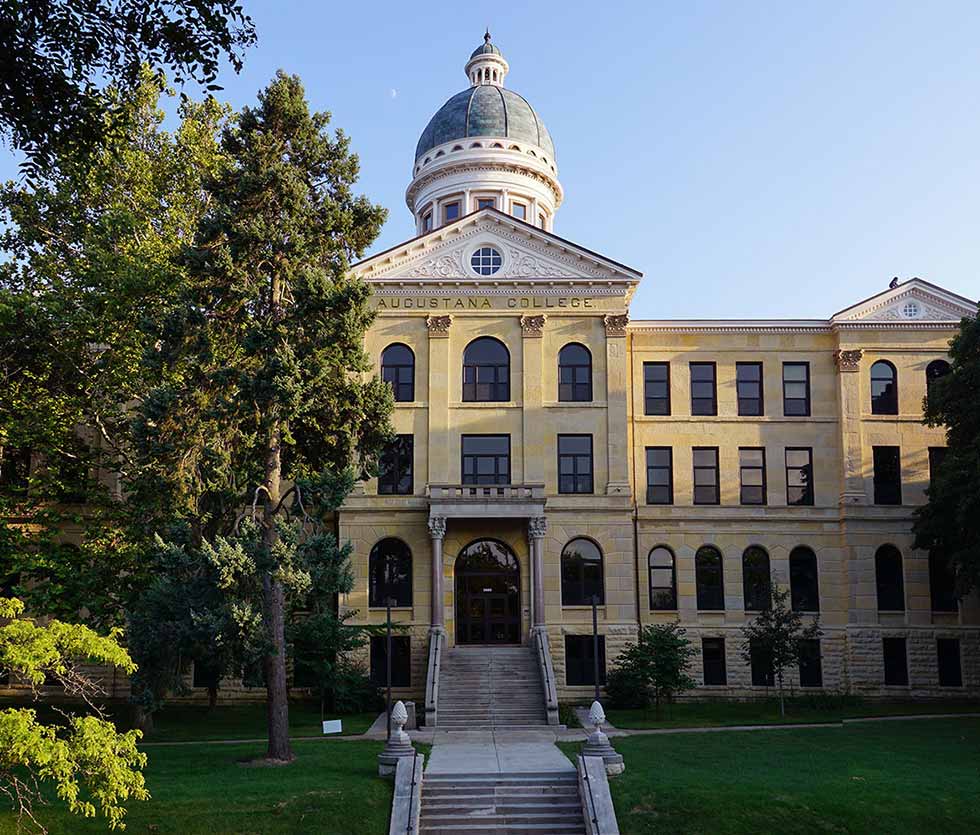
[
  {"x1": 378, "y1": 700, "x2": 415, "y2": 776},
  {"x1": 581, "y1": 700, "x2": 624, "y2": 775}
]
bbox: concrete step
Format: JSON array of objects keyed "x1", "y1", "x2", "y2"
[{"x1": 420, "y1": 826, "x2": 586, "y2": 834}]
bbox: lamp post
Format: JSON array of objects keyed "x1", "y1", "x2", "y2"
[
  {"x1": 591, "y1": 594, "x2": 600, "y2": 702},
  {"x1": 385, "y1": 555, "x2": 393, "y2": 742}
]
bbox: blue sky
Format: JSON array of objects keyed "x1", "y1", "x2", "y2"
[{"x1": 4, "y1": 1, "x2": 979, "y2": 318}]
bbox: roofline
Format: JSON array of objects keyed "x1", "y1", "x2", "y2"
[
  {"x1": 351, "y1": 207, "x2": 644, "y2": 279},
  {"x1": 830, "y1": 277, "x2": 978, "y2": 319}
]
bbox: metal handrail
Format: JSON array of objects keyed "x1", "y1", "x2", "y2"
[
  {"x1": 581, "y1": 759, "x2": 601, "y2": 835},
  {"x1": 405, "y1": 749, "x2": 419, "y2": 834}
]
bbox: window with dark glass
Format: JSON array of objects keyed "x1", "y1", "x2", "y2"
[
  {"x1": 690, "y1": 362, "x2": 717, "y2": 415},
  {"x1": 565, "y1": 635, "x2": 606, "y2": 686},
  {"x1": 645, "y1": 447, "x2": 673, "y2": 505},
  {"x1": 882, "y1": 637, "x2": 908, "y2": 686},
  {"x1": 736, "y1": 362, "x2": 764, "y2": 416},
  {"x1": 749, "y1": 640, "x2": 774, "y2": 686},
  {"x1": 789, "y1": 546, "x2": 820, "y2": 612},
  {"x1": 561, "y1": 538, "x2": 604, "y2": 606},
  {"x1": 872, "y1": 446, "x2": 902, "y2": 505},
  {"x1": 470, "y1": 246, "x2": 502, "y2": 276},
  {"x1": 558, "y1": 343, "x2": 592, "y2": 402},
  {"x1": 462, "y1": 337, "x2": 509, "y2": 401},
  {"x1": 558, "y1": 435, "x2": 593, "y2": 494},
  {"x1": 381, "y1": 343, "x2": 415, "y2": 402},
  {"x1": 643, "y1": 362, "x2": 670, "y2": 415},
  {"x1": 742, "y1": 546, "x2": 771, "y2": 612},
  {"x1": 937, "y1": 638, "x2": 962, "y2": 687},
  {"x1": 782, "y1": 363, "x2": 810, "y2": 416},
  {"x1": 56, "y1": 454, "x2": 88, "y2": 504},
  {"x1": 378, "y1": 435, "x2": 413, "y2": 495},
  {"x1": 370, "y1": 636, "x2": 411, "y2": 687},
  {"x1": 739, "y1": 447, "x2": 766, "y2": 505},
  {"x1": 0, "y1": 446, "x2": 30, "y2": 495},
  {"x1": 928, "y1": 447, "x2": 947, "y2": 488},
  {"x1": 422, "y1": 211, "x2": 432, "y2": 232},
  {"x1": 799, "y1": 639, "x2": 823, "y2": 687},
  {"x1": 368, "y1": 538, "x2": 413, "y2": 608},
  {"x1": 477, "y1": 197, "x2": 496, "y2": 210},
  {"x1": 443, "y1": 201, "x2": 461, "y2": 223},
  {"x1": 870, "y1": 360, "x2": 898, "y2": 415},
  {"x1": 925, "y1": 359, "x2": 951, "y2": 403},
  {"x1": 874, "y1": 545, "x2": 905, "y2": 611},
  {"x1": 648, "y1": 546, "x2": 677, "y2": 610},
  {"x1": 511, "y1": 202, "x2": 527, "y2": 220},
  {"x1": 693, "y1": 447, "x2": 720, "y2": 505},
  {"x1": 785, "y1": 447, "x2": 814, "y2": 506},
  {"x1": 695, "y1": 546, "x2": 724, "y2": 610},
  {"x1": 462, "y1": 435, "x2": 510, "y2": 485},
  {"x1": 929, "y1": 550, "x2": 958, "y2": 612},
  {"x1": 701, "y1": 637, "x2": 727, "y2": 685}
]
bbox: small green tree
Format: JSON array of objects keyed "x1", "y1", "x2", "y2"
[
  {"x1": 0, "y1": 597, "x2": 149, "y2": 833},
  {"x1": 607, "y1": 623, "x2": 697, "y2": 718},
  {"x1": 740, "y1": 585, "x2": 822, "y2": 717}
]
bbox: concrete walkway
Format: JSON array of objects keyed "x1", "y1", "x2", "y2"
[{"x1": 425, "y1": 727, "x2": 575, "y2": 774}]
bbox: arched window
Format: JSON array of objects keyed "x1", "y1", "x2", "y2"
[
  {"x1": 561, "y1": 538, "x2": 604, "y2": 606},
  {"x1": 369, "y1": 538, "x2": 412, "y2": 608},
  {"x1": 695, "y1": 546, "x2": 724, "y2": 611},
  {"x1": 874, "y1": 545, "x2": 905, "y2": 611},
  {"x1": 789, "y1": 546, "x2": 820, "y2": 612},
  {"x1": 929, "y1": 550, "x2": 958, "y2": 612},
  {"x1": 926, "y1": 359, "x2": 951, "y2": 401},
  {"x1": 381, "y1": 344, "x2": 414, "y2": 402},
  {"x1": 742, "y1": 546, "x2": 771, "y2": 612},
  {"x1": 462, "y1": 337, "x2": 509, "y2": 402},
  {"x1": 558, "y1": 343, "x2": 592, "y2": 402},
  {"x1": 870, "y1": 361, "x2": 898, "y2": 415},
  {"x1": 648, "y1": 546, "x2": 676, "y2": 610}
]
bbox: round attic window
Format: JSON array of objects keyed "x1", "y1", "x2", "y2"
[
  {"x1": 901, "y1": 301, "x2": 920, "y2": 319},
  {"x1": 471, "y1": 246, "x2": 502, "y2": 276}
]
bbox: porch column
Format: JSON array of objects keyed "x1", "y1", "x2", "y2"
[
  {"x1": 529, "y1": 516, "x2": 547, "y2": 629},
  {"x1": 428, "y1": 516, "x2": 447, "y2": 631}
]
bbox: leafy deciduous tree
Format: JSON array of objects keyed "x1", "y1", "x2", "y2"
[{"x1": 606, "y1": 622, "x2": 697, "y2": 717}]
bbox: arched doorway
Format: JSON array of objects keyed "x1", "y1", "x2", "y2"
[{"x1": 455, "y1": 539, "x2": 521, "y2": 645}]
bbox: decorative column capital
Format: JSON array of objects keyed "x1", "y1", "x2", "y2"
[
  {"x1": 520, "y1": 314, "x2": 546, "y2": 337},
  {"x1": 604, "y1": 313, "x2": 629, "y2": 337},
  {"x1": 528, "y1": 516, "x2": 548, "y2": 541},
  {"x1": 834, "y1": 349, "x2": 863, "y2": 372},
  {"x1": 426, "y1": 315, "x2": 452, "y2": 337},
  {"x1": 427, "y1": 515, "x2": 447, "y2": 539}
]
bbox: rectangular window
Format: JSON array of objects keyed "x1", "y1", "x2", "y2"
[
  {"x1": 701, "y1": 638, "x2": 727, "y2": 686},
  {"x1": 693, "y1": 447, "x2": 720, "y2": 505},
  {"x1": 643, "y1": 362, "x2": 670, "y2": 415},
  {"x1": 558, "y1": 435, "x2": 593, "y2": 494},
  {"x1": 477, "y1": 197, "x2": 495, "y2": 210},
  {"x1": 422, "y1": 211, "x2": 432, "y2": 232},
  {"x1": 461, "y1": 435, "x2": 510, "y2": 486},
  {"x1": 936, "y1": 638, "x2": 962, "y2": 687},
  {"x1": 782, "y1": 362, "x2": 811, "y2": 416},
  {"x1": 750, "y1": 640, "x2": 774, "y2": 687},
  {"x1": 511, "y1": 202, "x2": 527, "y2": 220},
  {"x1": 872, "y1": 446, "x2": 902, "y2": 505},
  {"x1": 785, "y1": 447, "x2": 814, "y2": 506},
  {"x1": 565, "y1": 635, "x2": 606, "y2": 686},
  {"x1": 928, "y1": 447, "x2": 947, "y2": 488},
  {"x1": 690, "y1": 362, "x2": 717, "y2": 416},
  {"x1": 736, "y1": 362, "x2": 764, "y2": 416},
  {"x1": 929, "y1": 551, "x2": 958, "y2": 613},
  {"x1": 538, "y1": 212, "x2": 547, "y2": 229},
  {"x1": 443, "y1": 201, "x2": 460, "y2": 223},
  {"x1": 378, "y1": 435, "x2": 413, "y2": 495},
  {"x1": 799, "y1": 639, "x2": 823, "y2": 687},
  {"x1": 370, "y1": 636, "x2": 411, "y2": 688},
  {"x1": 882, "y1": 637, "x2": 908, "y2": 686},
  {"x1": 739, "y1": 447, "x2": 767, "y2": 505},
  {"x1": 645, "y1": 447, "x2": 673, "y2": 505}
]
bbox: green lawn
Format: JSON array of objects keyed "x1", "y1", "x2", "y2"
[
  {"x1": 561, "y1": 718, "x2": 980, "y2": 834},
  {"x1": 603, "y1": 697, "x2": 979, "y2": 730},
  {"x1": 0, "y1": 740, "x2": 398, "y2": 835}
]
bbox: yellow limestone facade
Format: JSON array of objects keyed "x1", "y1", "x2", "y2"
[{"x1": 340, "y1": 35, "x2": 980, "y2": 707}]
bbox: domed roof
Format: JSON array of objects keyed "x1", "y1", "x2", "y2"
[
  {"x1": 415, "y1": 85, "x2": 556, "y2": 162},
  {"x1": 470, "y1": 30, "x2": 503, "y2": 59}
]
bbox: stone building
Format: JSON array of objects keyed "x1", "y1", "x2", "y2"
[{"x1": 342, "y1": 33, "x2": 979, "y2": 707}]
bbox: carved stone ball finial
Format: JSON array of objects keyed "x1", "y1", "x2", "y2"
[
  {"x1": 588, "y1": 700, "x2": 606, "y2": 729},
  {"x1": 378, "y1": 699, "x2": 416, "y2": 776},
  {"x1": 581, "y1": 700, "x2": 625, "y2": 775},
  {"x1": 834, "y1": 349, "x2": 863, "y2": 373}
]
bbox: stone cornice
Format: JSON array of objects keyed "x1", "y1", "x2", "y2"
[
  {"x1": 406, "y1": 159, "x2": 563, "y2": 209},
  {"x1": 628, "y1": 319, "x2": 961, "y2": 334},
  {"x1": 369, "y1": 279, "x2": 633, "y2": 297}
]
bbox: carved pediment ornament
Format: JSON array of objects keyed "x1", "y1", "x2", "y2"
[
  {"x1": 834, "y1": 349, "x2": 863, "y2": 372},
  {"x1": 520, "y1": 315, "x2": 546, "y2": 336},
  {"x1": 604, "y1": 313, "x2": 629, "y2": 336},
  {"x1": 426, "y1": 315, "x2": 452, "y2": 336}
]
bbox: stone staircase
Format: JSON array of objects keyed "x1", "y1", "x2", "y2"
[
  {"x1": 437, "y1": 645, "x2": 548, "y2": 729},
  {"x1": 419, "y1": 772, "x2": 586, "y2": 834}
]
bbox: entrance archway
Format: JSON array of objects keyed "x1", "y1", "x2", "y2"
[{"x1": 454, "y1": 539, "x2": 521, "y2": 644}]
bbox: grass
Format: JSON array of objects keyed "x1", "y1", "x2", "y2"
[
  {"x1": 0, "y1": 739, "x2": 401, "y2": 835},
  {"x1": 603, "y1": 697, "x2": 979, "y2": 730},
  {"x1": 560, "y1": 718, "x2": 980, "y2": 834}
]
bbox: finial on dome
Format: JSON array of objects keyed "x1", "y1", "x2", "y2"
[
  {"x1": 485, "y1": 29, "x2": 492, "y2": 43},
  {"x1": 466, "y1": 30, "x2": 508, "y2": 87}
]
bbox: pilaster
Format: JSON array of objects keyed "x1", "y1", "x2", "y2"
[
  {"x1": 604, "y1": 314, "x2": 631, "y2": 497},
  {"x1": 521, "y1": 315, "x2": 546, "y2": 484},
  {"x1": 427, "y1": 316, "x2": 453, "y2": 485}
]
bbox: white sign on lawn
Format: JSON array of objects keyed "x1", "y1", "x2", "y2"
[{"x1": 322, "y1": 719, "x2": 342, "y2": 735}]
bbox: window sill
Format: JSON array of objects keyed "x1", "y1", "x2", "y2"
[
  {"x1": 562, "y1": 605, "x2": 607, "y2": 611},
  {"x1": 452, "y1": 401, "x2": 523, "y2": 408},
  {"x1": 544, "y1": 401, "x2": 609, "y2": 408},
  {"x1": 368, "y1": 606, "x2": 414, "y2": 612},
  {"x1": 393, "y1": 401, "x2": 428, "y2": 409}
]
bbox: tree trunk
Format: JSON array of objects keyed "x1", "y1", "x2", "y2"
[
  {"x1": 262, "y1": 420, "x2": 294, "y2": 762},
  {"x1": 778, "y1": 671, "x2": 785, "y2": 718},
  {"x1": 208, "y1": 684, "x2": 218, "y2": 710}
]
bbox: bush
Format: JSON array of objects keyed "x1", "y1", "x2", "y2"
[
  {"x1": 330, "y1": 660, "x2": 382, "y2": 714},
  {"x1": 606, "y1": 665, "x2": 651, "y2": 710}
]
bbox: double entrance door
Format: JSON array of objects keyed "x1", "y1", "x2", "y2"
[{"x1": 454, "y1": 538, "x2": 521, "y2": 645}]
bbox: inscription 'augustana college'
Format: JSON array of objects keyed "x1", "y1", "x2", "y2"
[{"x1": 375, "y1": 296, "x2": 596, "y2": 310}]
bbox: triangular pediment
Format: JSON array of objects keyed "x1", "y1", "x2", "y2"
[
  {"x1": 351, "y1": 208, "x2": 642, "y2": 284},
  {"x1": 832, "y1": 278, "x2": 976, "y2": 324}
]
